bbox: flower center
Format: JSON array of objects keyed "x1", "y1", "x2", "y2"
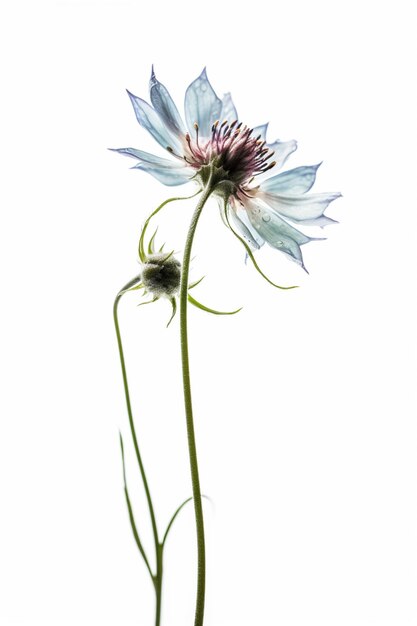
[{"x1": 168, "y1": 120, "x2": 276, "y2": 190}]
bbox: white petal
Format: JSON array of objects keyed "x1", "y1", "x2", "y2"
[
  {"x1": 252, "y1": 127, "x2": 297, "y2": 172},
  {"x1": 110, "y1": 147, "x2": 195, "y2": 186},
  {"x1": 110, "y1": 147, "x2": 183, "y2": 167},
  {"x1": 228, "y1": 207, "x2": 263, "y2": 249},
  {"x1": 220, "y1": 93, "x2": 238, "y2": 124},
  {"x1": 149, "y1": 67, "x2": 186, "y2": 136},
  {"x1": 267, "y1": 139, "x2": 298, "y2": 170},
  {"x1": 260, "y1": 191, "x2": 341, "y2": 223},
  {"x1": 252, "y1": 123, "x2": 269, "y2": 141},
  {"x1": 261, "y1": 164, "x2": 321, "y2": 195},
  {"x1": 127, "y1": 90, "x2": 182, "y2": 153},
  {"x1": 244, "y1": 199, "x2": 313, "y2": 268},
  {"x1": 299, "y1": 216, "x2": 339, "y2": 227},
  {"x1": 132, "y1": 164, "x2": 192, "y2": 186},
  {"x1": 184, "y1": 68, "x2": 222, "y2": 138}
]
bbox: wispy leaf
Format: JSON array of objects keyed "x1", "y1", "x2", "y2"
[
  {"x1": 119, "y1": 433, "x2": 153, "y2": 580},
  {"x1": 188, "y1": 293, "x2": 242, "y2": 316},
  {"x1": 138, "y1": 191, "x2": 201, "y2": 263}
]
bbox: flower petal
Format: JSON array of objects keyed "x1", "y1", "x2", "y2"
[
  {"x1": 244, "y1": 199, "x2": 314, "y2": 268},
  {"x1": 260, "y1": 191, "x2": 341, "y2": 225},
  {"x1": 110, "y1": 146, "x2": 183, "y2": 167},
  {"x1": 110, "y1": 147, "x2": 194, "y2": 186},
  {"x1": 267, "y1": 139, "x2": 298, "y2": 170},
  {"x1": 228, "y1": 205, "x2": 263, "y2": 250},
  {"x1": 127, "y1": 90, "x2": 182, "y2": 153},
  {"x1": 261, "y1": 164, "x2": 321, "y2": 195},
  {"x1": 184, "y1": 68, "x2": 222, "y2": 138},
  {"x1": 132, "y1": 163, "x2": 193, "y2": 186},
  {"x1": 251, "y1": 126, "x2": 297, "y2": 170},
  {"x1": 252, "y1": 123, "x2": 269, "y2": 141},
  {"x1": 149, "y1": 66, "x2": 186, "y2": 136},
  {"x1": 220, "y1": 92, "x2": 238, "y2": 123},
  {"x1": 300, "y1": 215, "x2": 339, "y2": 227}
]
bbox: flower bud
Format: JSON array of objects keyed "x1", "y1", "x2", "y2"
[{"x1": 141, "y1": 253, "x2": 181, "y2": 297}]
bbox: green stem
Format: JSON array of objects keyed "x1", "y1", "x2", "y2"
[
  {"x1": 154, "y1": 543, "x2": 163, "y2": 626},
  {"x1": 139, "y1": 190, "x2": 201, "y2": 262},
  {"x1": 179, "y1": 170, "x2": 216, "y2": 626},
  {"x1": 114, "y1": 277, "x2": 162, "y2": 625}
]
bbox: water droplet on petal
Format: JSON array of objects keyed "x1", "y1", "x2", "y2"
[
  {"x1": 276, "y1": 240, "x2": 284, "y2": 247},
  {"x1": 201, "y1": 84, "x2": 207, "y2": 92},
  {"x1": 262, "y1": 214, "x2": 271, "y2": 223}
]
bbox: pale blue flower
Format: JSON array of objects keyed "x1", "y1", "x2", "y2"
[{"x1": 112, "y1": 67, "x2": 341, "y2": 272}]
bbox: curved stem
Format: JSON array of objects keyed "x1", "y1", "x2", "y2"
[
  {"x1": 179, "y1": 170, "x2": 216, "y2": 626},
  {"x1": 139, "y1": 190, "x2": 201, "y2": 262},
  {"x1": 162, "y1": 497, "x2": 192, "y2": 547},
  {"x1": 113, "y1": 276, "x2": 162, "y2": 625}
]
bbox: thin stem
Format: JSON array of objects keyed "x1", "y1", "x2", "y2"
[
  {"x1": 139, "y1": 190, "x2": 201, "y2": 262},
  {"x1": 154, "y1": 543, "x2": 163, "y2": 626},
  {"x1": 162, "y1": 497, "x2": 193, "y2": 547},
  {"x1": 114, "y1": 276, "x2": 162, "y2": 624},
  {"x1": 179, "y1": 169, "x2": 216, "y2": 626}
]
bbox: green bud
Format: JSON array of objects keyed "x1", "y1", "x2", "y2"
[{"x1": 141, "y1": 253, "x2": 181, "y2": 297}]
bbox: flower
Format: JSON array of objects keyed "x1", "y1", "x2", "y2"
[
  {"x1": 136, "y1": 248, "x2": 181, "y2": 326},
  {"x1": 124, "y1": 230, "x2": 242, "y2": 326},
  {"x1": 112, "y1": 67, "x2": 341, "y2": 272},
  {"x1": 141, "y1": 253, "x2": 181, "y2": 298}
]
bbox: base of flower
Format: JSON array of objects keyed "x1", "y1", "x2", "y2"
[{"x1": 194, "y1": 163, "x2": 235, "y2": 200}]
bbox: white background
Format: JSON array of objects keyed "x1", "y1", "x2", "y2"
[{"x1": 1, "y1": 1, "x2": 416, "y2": 625}]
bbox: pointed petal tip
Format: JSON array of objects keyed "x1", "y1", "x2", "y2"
[
  {"x1": 108, "y1": 147, "x2": 139, "y2": 154},
  {"x1": 126, "y1": 89, "x2": 146, "y2": 105},
  {"x1": 320, "y1": 217, "x2": 339, "y2": 228},
  {"x1": 328, "y1": 192, "x2": 343, "y2": 202},
  {"x1": 149, "y1": 64, "x2": 159, "y2": 88},
  {"x1": 126, "y1": 88, "x2": 136, "y2": 101},
  {"x1": 200, "y1": 66, "x2": 208, "y2": 78}
]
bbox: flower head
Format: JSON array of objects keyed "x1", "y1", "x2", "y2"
[
  {"x1": 141, "y1": 253, "x2": 181, "y2": 297},
  {"x1": 113, "y1": 67, "x2": 341, "y2": 272},
  {"x1": 124, "y1": 229, "x2": 242, "y2": 327}
]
